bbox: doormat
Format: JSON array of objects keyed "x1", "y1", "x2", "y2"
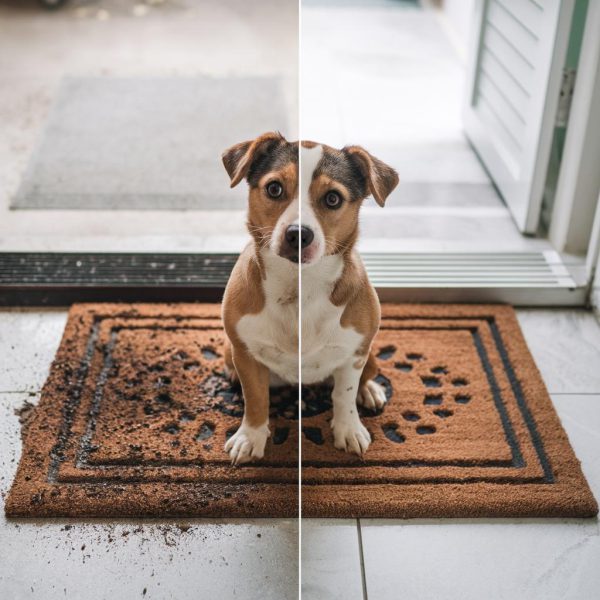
[
  {"x1": 7, "y1": 304, "x2": 596, "y2": 519},
  {"x1": 12, "y1": 76, "x2": 288, "y2": 210},
  {"x1": 301, "y1": 304, "x2": 598, "y2": 518},
  {"x1": 5, "y1": 304, "x2": 297, "y2": 518}
]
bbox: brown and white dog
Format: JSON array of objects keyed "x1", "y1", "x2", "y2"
[{"x1": 221, "y1": 132, "x2": 398, "y2": 464}]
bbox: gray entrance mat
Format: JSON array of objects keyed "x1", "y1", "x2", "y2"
[{"x1": 12, "y1": 77, "x2": 288, "y2": 210}]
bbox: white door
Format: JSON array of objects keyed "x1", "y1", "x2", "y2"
[{"x1": 463, "y1": 0, "x2": 575, "y2": 233}]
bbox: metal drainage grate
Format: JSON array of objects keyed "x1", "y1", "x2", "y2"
[
  {"x1": 0, "y1": 253, "x2": 237, "y2": 305},
  {"x1": 364, "y1": 251, "x2": 583, "y2": 305}
]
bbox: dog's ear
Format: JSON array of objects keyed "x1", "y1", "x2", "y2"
[
  {"x1": 222, "y1": 131, "x2": 283, "y2": 188},
  {"x1": 345, "y1": 146, "x2": 399, "y2": 207}
]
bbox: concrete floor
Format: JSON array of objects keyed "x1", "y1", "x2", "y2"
[{"x1": 0, "y1": 0, "x2": 297, "y2": 253}]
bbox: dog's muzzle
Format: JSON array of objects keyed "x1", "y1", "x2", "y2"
[{"x1": 279, "y1": 225, "x2": 314, "y2": 263}]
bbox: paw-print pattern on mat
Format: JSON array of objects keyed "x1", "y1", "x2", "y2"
[{"x1": 301, "y1": 326, "x2": 494, "y2": 467}]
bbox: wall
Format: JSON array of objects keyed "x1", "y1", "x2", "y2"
[{"x1": 437, "y1": 0, "x2": 476, "y2": 59}]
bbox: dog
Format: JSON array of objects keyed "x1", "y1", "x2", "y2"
[{"x1": 221, "y1": 132, "x2": 398, "y2": 464}]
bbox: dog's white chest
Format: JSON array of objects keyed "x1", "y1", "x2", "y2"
[
  {"x1": 236, "y1": 253, "x2": 363, "y2": 386},
  {"x1": 301, "y1": 255, "x2": 364, "y2": 385},
  {"x1": 236, "y1": 254, "x2": 299, "y2": 384}
]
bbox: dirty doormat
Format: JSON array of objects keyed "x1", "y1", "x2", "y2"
[
  {"x1": 302, "y1": 305, "x2": 598, "y2": 518},
  {"x1": 6, "y1": 304, "x2": 597, "y2": 519},
  {"x1": 6, "y1": 304, "x2": 298, "y2": 518}
]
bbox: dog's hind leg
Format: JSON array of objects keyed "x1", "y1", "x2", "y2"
[{"x1": 357, "y1": 351, "x2": 387, "y2": 410}]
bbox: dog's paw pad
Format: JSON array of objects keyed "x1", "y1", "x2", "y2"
[
  {"x1": 357, "y1": 380, "x2": 387, "y2": 410},
  {"x1": 224, "y1": 423, "x2": 269, "y2": 465}
]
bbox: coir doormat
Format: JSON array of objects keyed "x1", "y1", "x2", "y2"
[
  {"x1": 7, "y1": 304, "x2": 597, "y2": 519},
  {"x1": 302, "y1": 304, "x2": 597, "y2": 518},
  {"x1": 6, "y1": 304, "x2": 298, "y2": 518}
]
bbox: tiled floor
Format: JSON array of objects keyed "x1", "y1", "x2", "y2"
[
  {"x1": 1, "y1": 309, "x2": 599, "y2": 598},
  {"x1": 0, "y1": 308, "x2": 298, "y2": 599},
  {"x1": 302, "y1": 309, "x2": 600, "y2": 600}
]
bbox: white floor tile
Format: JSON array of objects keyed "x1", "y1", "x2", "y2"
[
  {"x1": 359, "y1": 394, "x2": 600, "y2": 600},
  {"x1": 517, "y1": 310, "x2": 600, "y2": 394},
  {"x1": 0, "y1": 392, "x2": 298, "y2": 600},
  {"x1": 301, "y1": 519, "x2": 363, "y2": 600},
  {"x1": 0, "y1": 309, "x2": 67, "y2": 393},
  {"x1": 552, "y1": 395, "x2": 600, "y2": 493}
]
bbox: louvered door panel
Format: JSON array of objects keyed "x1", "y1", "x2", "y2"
[{"x1": 463, "y1": 0, "x2": 574, "y2": 232}]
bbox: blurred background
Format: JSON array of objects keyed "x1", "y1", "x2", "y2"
[{"x1": 0, "y1": 0, "x2": 297, "y2": 254}]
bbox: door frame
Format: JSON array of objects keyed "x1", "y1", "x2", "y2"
[{"x1": 549, "y1": 0, "x2": 600, "y2": 265}]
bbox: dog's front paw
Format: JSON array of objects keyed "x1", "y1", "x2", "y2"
[
  {"x1": 224, "y1": 422, "x2": 270, "y2": 465},
  {"x1": 331, "y1": 416, "x2": 371, "y2": 456},
  {"x1": 357, "y1": 380, "x2": 387, "y2": 411}
]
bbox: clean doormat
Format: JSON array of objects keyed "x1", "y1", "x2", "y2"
[
  {"x1": 12, "y1": 77, "x2": 288, "y2": 210},
  {"x1": 302, "y1": 304, "x2": 598, "y2": 518},
  {"x1": 6, "y1": 304, "x2": 297, "y2": 518}
]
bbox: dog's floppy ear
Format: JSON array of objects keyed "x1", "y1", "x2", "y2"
[
  {"x1": 345, "y1": 146, "x2": 399, "y2": 207},
  {"x1": 222, "y1": 131, "x2": 283, "y2": 188}
]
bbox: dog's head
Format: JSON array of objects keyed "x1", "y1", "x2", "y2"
[
  {"x1": 300, "y1": 142, "x2": 398, "y2": 266},
  {"x1": 223, "y1": 132, "x2": 300, "y2": 263}
]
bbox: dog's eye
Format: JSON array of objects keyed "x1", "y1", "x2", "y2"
[
  {"x1": 266, "y1": 181, "x2": 284, "y2": 199},
  {"x1": 323, "y1": 191, "x2": 343, "y2": 210}
]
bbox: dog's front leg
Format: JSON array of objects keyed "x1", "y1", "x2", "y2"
[
  {"x1": 330, "y1": 362, "x2": 371, "y2": 456},
  {"x1": 224, "y1": 345, "x2": 270, "y2": 465}
]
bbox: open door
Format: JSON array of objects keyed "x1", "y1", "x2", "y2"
[{"x1": 463, "y1": 0, "x2": 575, "y2": 233}]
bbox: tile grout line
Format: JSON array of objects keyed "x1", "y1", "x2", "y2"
[
  {"x1": 551, "y1": 392, "x2": 600, "y2": 395},
  {"x1": 356, "y1": 518, "x2": 369, "y2": 600}
]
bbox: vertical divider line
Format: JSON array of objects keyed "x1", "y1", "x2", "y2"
[{"x1": 297, "y1": 0, "x2": 303, "y2": 597}]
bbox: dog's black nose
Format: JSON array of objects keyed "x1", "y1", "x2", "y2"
[{"x1": 285, "y1": 225, "x2": 314, "y2": 249}]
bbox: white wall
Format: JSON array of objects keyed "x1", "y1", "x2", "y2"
[{"x1": 437, "y1": 0, "x2": 476, "y2": 60}]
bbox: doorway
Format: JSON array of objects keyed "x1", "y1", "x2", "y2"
[{"x1": 301, "y1": 0, "x2": 598, "y2": 304}]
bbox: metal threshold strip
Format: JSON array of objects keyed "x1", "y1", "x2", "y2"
[
  {"x1": 365, "y1": 251, "x2": 585, "y2": 305},
  {"x1": 0, "y1": 250, "x2": 587, "y2": 306}
]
